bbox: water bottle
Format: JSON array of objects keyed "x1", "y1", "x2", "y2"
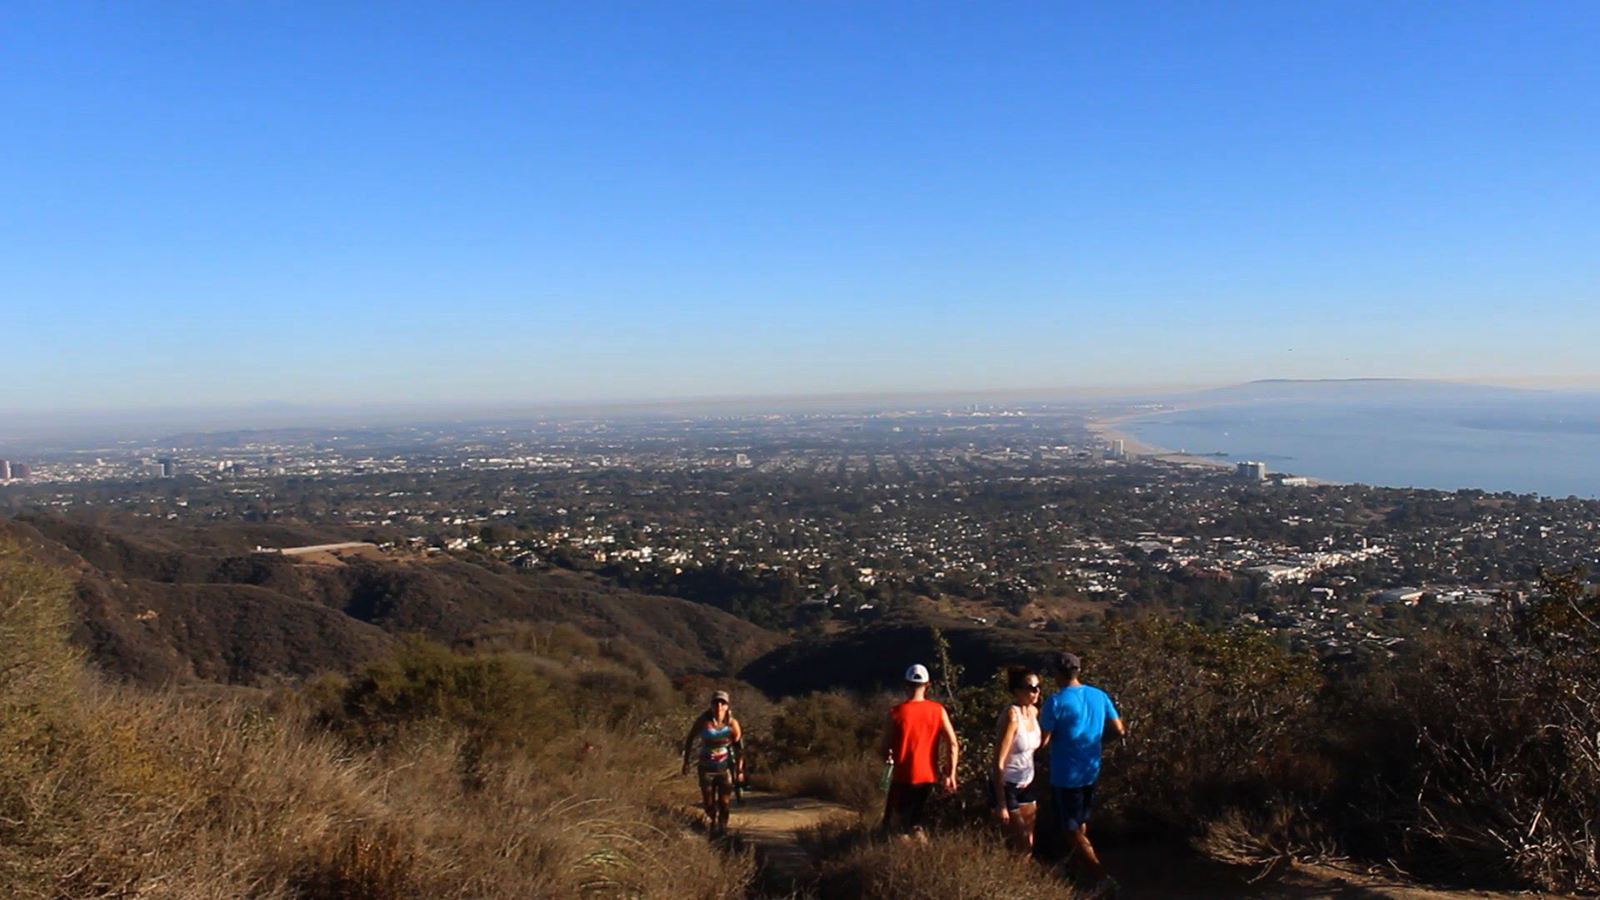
[{"x1": 878, "y1": 761, "x2": 894, "y2": 792}]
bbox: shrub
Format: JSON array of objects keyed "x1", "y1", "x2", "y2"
[
  {"x1": 758, "y1": 690, "x2": 887, "y2": 812},
  {"x1": 574, "y1": 662, "x2": 673, "y2": 729},
  {"x1": 767, "y1": 691, "x2": 883, "y2": 767},
  {"x1": 329, "y1": 635, "x2": 569, "y2": 750},
  {"x1": 467, "y1": 620, "x2": 601, "y2": 660},
  {"x1": 1090, "y1": 620, "x2": 1329, "y2": 835},
  {"x1": 1348, "y1": 569, "x2": 1600, "y2": 891}
]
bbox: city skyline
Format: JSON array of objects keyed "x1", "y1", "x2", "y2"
[{"x1": 7, "y1": 3, "x2": 1600, "y2": 412}]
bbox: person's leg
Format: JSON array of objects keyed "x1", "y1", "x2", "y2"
[
  {"x1": 902, "y1": 783, "x2": 934, "y2": 841},
  {"x1": 698, "y1": 772, "x2": 718, "y2": 825},
  {"x1": 1004, "y1": 807, "x2": 1028, "y2": 852},
  {"x1": 1010, "y1": 781, "x2": 1038, "y2": 854},
  {"x1": 1066, "y1": 825, "x2": 1107, "y2": 881},
  {"x1": 1057, "y1": 785, "x2": 1108, "y2": 881},
  {"x1": 1054, "y1": 786, "x2": 1107, "y2": 880},
  {"x1": 880, "y1": 782, "x2": 906, "y2": 836},
  {"x1": 1014, "y1": 802, "x2": 1038, "y2": 854},
  {"x1": 715, "y1": 777, "x2": 733, "y2": 831}
]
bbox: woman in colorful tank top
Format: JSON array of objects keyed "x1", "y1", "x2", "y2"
[{"x1": 681, "y1": 689, "x2": 743, "y2": 836}]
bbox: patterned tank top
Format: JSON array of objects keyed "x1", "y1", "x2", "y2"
[{"x1": 698, "y1": 719, "x2": 735, "y2": 771}]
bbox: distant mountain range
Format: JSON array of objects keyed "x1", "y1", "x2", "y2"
[{"x1": 1179, "y1": 378, "x2": 1537, "y2": 407}]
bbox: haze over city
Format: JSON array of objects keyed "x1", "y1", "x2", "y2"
[{"x1": 7, "y1": 2, "x2": 1600, "y2": 416}]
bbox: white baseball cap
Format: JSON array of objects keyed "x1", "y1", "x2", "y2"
[{"x1": 904, "y1": 664, "x2": 930, "y2": 684}]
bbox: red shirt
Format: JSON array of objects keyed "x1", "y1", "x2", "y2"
[{"x1": 890, "y1": 699, "x2": 946, "y2": 785}]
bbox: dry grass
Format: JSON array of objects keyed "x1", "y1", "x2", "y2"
[
  {"x1": 808, "y1": 821, "x2": 1077, "y2": 900},
  {"x1": 0, "y1": 539, "x2": 755, "y2": 899},
  {"x1": 754, "y1": 757, "x2": 882, "y2": 820},
  {"x1": 44, "y1": 696, "x2": 751, "y2": 899},
  {"x1": 1197, "y1": 805, "x2": 1339, "y2": 871}
]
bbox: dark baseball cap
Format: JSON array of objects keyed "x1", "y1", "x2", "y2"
[{"x1": 1055, "y1": 651, "x2": 1082, "y2": 671}]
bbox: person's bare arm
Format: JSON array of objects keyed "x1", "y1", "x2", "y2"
[
  {"x1": 877, "y1": 711, "x2": 897, "y2": 763},
  {"x1": 1108, "y1": 716, "x2": 1127, "y2": 739},
  {"x1": 681, "y1": 718, "x2": 703, "y2": 773},
  {"x1": 940, "y1": 709, "x2": 960, "y2": 793},
  {"x1": 993, "y1": 709, "x2": 1019, "y2": 816}
]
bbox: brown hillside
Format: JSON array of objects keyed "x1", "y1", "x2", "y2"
[
  {"x1": 741, "y1": 608, "x2": 1058, "y2": 697},
  {"x1": 2, "y1": 514, "x2": 785, "y2": 686}
]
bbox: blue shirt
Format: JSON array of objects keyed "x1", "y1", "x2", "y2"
[{"x1": 1039, "y1": 684, "x2": 1120, "y2": 788}]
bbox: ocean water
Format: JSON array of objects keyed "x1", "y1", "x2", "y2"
[{"x1": 1121, "y1": 392, "x2": 1600, "y2": 498}]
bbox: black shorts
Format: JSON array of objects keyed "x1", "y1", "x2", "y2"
[
  {"x1": 1053, "y1": 783, "x2": 1096, "y2": 832},
  {"x1": 883, "y1": 782, "x2": 936, "y2": 832},
  {"x1": 990, "y1": 779, "x2": 1038, "y2": 811}
]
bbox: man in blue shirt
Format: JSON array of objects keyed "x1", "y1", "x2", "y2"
[{"x1": 1038, "y1": 651, "x2": 1125, "y2": 896}]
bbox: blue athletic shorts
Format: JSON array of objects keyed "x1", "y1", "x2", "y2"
[{"x1": 1053, "y1": 783, "x2": 1096, "y2": 832}]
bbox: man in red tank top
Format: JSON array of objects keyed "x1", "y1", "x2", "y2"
[{"x1": 877, "y1": 663, "x2": 960, "y2": 837}]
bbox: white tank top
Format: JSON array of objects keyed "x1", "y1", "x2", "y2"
[{"x1": 1001, "y1": 705, "x2": 1041, "y2": 786}]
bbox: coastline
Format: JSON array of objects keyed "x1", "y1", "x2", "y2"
[
  {"x1": 1087, "y1": 412, "x2": 1234, "y2": 472},
  {"x1": 1089, "y1": 412, "x2": 1343, "y2": 485}
]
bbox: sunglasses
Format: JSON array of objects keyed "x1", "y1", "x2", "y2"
[{"x1": 1020, "y1": 685, "x2": 1041, "y2": 693}]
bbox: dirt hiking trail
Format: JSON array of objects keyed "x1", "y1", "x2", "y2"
[{"x1": 727, "y1": 790, "x2": 854, "y2": 888}]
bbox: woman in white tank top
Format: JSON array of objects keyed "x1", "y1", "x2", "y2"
[{"x1": 992, "y1": 666, "x2": 1047, "y2": 854}]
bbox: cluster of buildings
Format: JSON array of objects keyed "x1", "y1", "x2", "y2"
[
  {"x1": 1242, "y1": 600, "x2": 1409, "y2": 658},
  {"x1": 11, "y1": 408, "x2": 1595, "y2": 653},
  {"x1": 1237, "y1": 542, "x2": 1390, "y2": 584},
  {"x1": 1234, "y1": 460, "x2": 1310, "y2": 487}
]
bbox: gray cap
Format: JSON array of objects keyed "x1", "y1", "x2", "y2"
[
  {"x1": 1055, "y1": 651, "x2": 1082, "y2": 672},
  {"x1": 711, "y1": 690, "x2": 730, "y2": 703}
]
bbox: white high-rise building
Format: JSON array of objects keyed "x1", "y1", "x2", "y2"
[{"x1": 1236, "y1": 460, "x2": 1268, "y2": 481}]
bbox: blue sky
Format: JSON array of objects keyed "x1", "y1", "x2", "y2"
[{"x1": 4, "y1": 1, "x2": 1598, "y2": 411}]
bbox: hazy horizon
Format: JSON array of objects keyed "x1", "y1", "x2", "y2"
[
  {"x1": 10, "y1": 372, "x2": 1600, "y2": 415},
  {"x1": 8, "y1": 375, "x2": 1600, "y2": 448}
]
